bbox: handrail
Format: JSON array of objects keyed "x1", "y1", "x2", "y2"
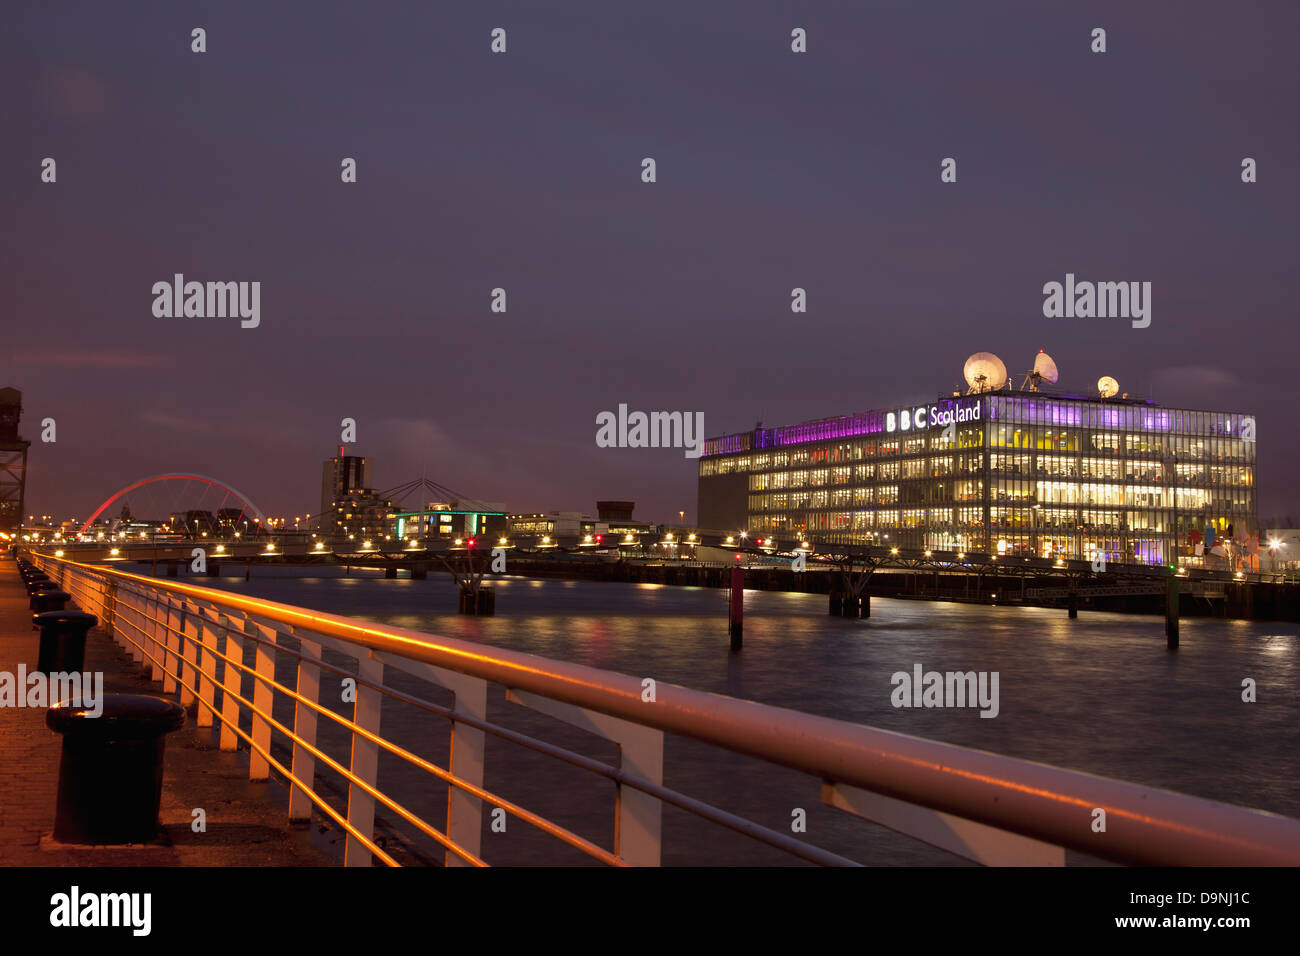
[{"x1": 30, "y1": 550, "x2": 1300, "y2": 866}]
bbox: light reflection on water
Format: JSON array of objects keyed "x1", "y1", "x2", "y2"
[{"x1": 199, "y1": 567, "x2": 1300, "y2": 866}]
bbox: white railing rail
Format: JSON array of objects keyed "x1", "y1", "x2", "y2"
[{"x1": 27, "y1": 550, "x2": 1300, "y2": 867}]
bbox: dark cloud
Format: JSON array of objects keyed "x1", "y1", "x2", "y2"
[{"x1": 3, "y1": 1, "x2": 1297, "y2": 521}]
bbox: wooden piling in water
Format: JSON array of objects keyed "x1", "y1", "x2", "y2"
[
  {"x1": 728, "y1": 566, "x2": 743, "y2": 650},
  {"x1": 1166, "y1": 575, "x2": 1179, "y2": 649}
]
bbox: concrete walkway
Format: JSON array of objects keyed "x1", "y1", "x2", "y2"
[{"x1": 0, "y1": 556, "x2": 334, "y2": 865}]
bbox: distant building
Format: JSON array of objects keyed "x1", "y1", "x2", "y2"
[
  {"x1": 392, "y1": 501, "x2": 508, "y2": 542},
  {"x1": 0, "y1": 387, "x2": 30, "y2": 537},
  {"x1": 594, "y1": 501, "x2": 653, "y2": 537},
  {"x1": 699, "y1": 387, "x2": 1257, "y2": 569},
  {"x1": 508, "y1": 503, "x2": 654, "y2": 543},
  {"x1": 170, "y1": 510, "x2": 218, "y2": 536},
  {"x1": 320, "y1": 449, "x2": 369, "y2": 529},
  {"x1": 319, "y1": 448, "x2": 398, "y2": 539},
  {"x1": 216, "y1": 507, "x2": 255, "y2": 534},
  {"x1": 596, "y1": 500, "x2": 636, "y2": 522},
  {"x1": 1264, "y1": 529, "x2": 1300, "y2": 573},
  {"x1": 508, "y1": 511, "x2": 586, "y2": 538}
]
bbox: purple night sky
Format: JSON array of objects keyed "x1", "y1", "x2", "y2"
[{"x1": 3, "y1": 1, "x2": 1297, "y2": 524}]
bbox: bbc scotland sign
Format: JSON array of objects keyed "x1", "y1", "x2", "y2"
[{"x1": 886, "y1": 399, "x2": 982, "y2": 433}]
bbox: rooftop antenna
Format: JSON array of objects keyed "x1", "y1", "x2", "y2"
[
  {"x1": 1019, "y1": 349, "x2": 1059, "y2": 391},
  {"x1": 963, "y1": 352, "x2": 1008, "y2": 394}
]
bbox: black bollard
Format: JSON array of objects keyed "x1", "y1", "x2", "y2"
[
  {"x1": 31, "y1": 590, "x2": 71, "y2": 614},
  {"x1": 28, "y1": 581, "x2": 62, "y2": 608},
  {"x1": 45, "y1": 694, "x2": 186, "y2": 844},
  {"x1": 34, "y1": 610, "x2": 98, "y2": 674}
]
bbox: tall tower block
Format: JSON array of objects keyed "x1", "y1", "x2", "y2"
[{"x1": 0, "y1": 388, "x2": 31, "y2": 537}]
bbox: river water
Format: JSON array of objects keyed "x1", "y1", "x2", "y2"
[{"x1": 192, "y1": 567, "x2": 1299, "y2": 866}]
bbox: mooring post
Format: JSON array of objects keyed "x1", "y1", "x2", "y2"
[
  {"x1": 1166, "y1": 574, "x2": 1179, "y2": 649},
  {"x1": 728, "y1": 566, "x2": 743, "y2": 650}
]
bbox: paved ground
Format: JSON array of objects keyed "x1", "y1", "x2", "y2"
[{"x1": 0, "y1": 556, "x2": 334, "y2": 866}]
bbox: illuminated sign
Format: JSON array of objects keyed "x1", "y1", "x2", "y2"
[
  {"x1": 888, "y1": 400, "x2": 982, "y2": 432},
  {"x1": 928, "y1": 400, "x2": 981, "y2": 428}
]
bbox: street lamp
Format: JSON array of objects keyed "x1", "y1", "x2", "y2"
[{"x1": 1268, "y1": 537, "x2": 1289, "y2": 575}]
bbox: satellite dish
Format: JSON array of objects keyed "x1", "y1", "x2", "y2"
[
  {"x1": 964, "y1": 352, "x2": 1007, "y2": 394},
  {"x1": 1098, "y1": 376, "x2": 1119, "y2": 399},
  {"x1": 1021, "y1": 349, "x2": 1060, "y2": 390},
  {"x1": 1033, "y1": 350, "x2": 1059, "y2": 384}
]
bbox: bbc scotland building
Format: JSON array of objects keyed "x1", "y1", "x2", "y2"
[{"x1": 697, "y1": 389, "x2": 1256, "y2": 568}]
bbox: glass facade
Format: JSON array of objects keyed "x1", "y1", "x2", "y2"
[{"x1": 698, "y1": 394, "x2": 1256, "y2": 568}]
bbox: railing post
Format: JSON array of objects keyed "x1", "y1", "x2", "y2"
[
  {"x1": 288, "y1": 633, "x2": 322, "y2": 823},
  {"x1": 249, "y1": 622, "x2": 277, "y2": 781},
  {"x1": 612, "y1": 725, "x2": 664, "y2": 866},
  {"x1": 506, "y1": 689, "x2": 664, "y2": 866},
  {"x1": 219, "y1": 617, "x2": 244, "y2": 751},
  {"x1": 161, "y1": 597, "x2": 180, "y2": 694},
  {"x1": 197, "y1": 608, "x2": 221, "y2": 728},
  {"x1": 444, "y1": 674, "x2": 486, "y2": 867},
  {"x1": 345, "y1": 652, "x2": 384, "y2": 866},
  {"x1": 147, "y1": 593, "x2": 164, "y2": 683},
  {"x1": 179, "y1": 602, "x2": 200, "y2": 708},
  {"x1": 125, "y1": 585, "x2": 145, "y2": 665},
  {"x1": 118, "y1": 583, "x2": 134, "y2": 657},
  {"x1": 822, "y1": 781, "x2": 1066, "y2": 866},
  {"x1": 104, "y1": 578, "x2": 119, "y2": 645},
  {"x1": 373, "y1": 655, "x2": 487, "y2": 866}
]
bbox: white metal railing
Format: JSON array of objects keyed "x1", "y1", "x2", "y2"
[{"x1": 26, "y1": 550, "x2": 1300, "y2": 867}]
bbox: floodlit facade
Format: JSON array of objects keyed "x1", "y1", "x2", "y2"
[{"x1": 697, "y1": 392, "x2": 1257, "y2": 568}]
